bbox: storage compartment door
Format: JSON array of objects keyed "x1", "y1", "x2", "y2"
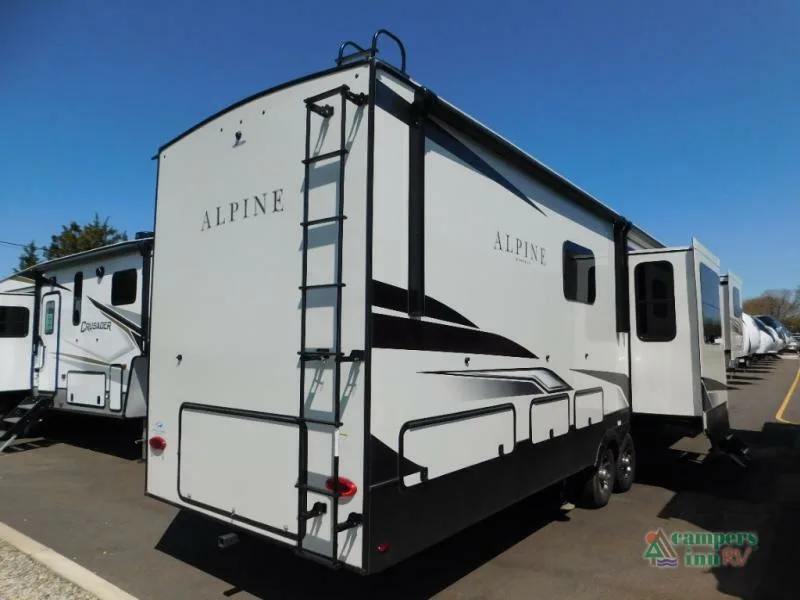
[
  {"x1": 178, "y1": 405, "x2": 300, "y2": 540},
  {"x1": 66, "y1": 372, "x2": 106, "y2": 408}
]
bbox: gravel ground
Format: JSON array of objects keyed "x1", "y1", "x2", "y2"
[{"x1": 0, "y1": 541, "x2": 98, "y2": 600}]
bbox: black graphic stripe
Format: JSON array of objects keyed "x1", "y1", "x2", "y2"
[
  {"x1": 373, "y1": 313, "x2": 537, "y2": 358},
  {"x1": 369, "y1": 435, "x2": 427, "y2": 487},
  {"x1": 372, "y1": 280, "x2": 476, "y2": 328},
  {"x1": 429, "y1": 374, "x2": 544, "y2": 397},
  {"x1": 572, "y1": 369, "x2": 630, "y2": 399},
  {"x1": 702, "y1": 377, "x2": 729, "y2": 392},
  {"x1": 88, "y1": 297, "x2": 144, "y2": 351},
  {"x1": 375, "y1": 81, "x2": 546, "y2": 216}
]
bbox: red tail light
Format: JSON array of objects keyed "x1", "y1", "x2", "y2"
[
  {"x1": 377, "y1": 543, "x2": 391, "y2": 553},
  {"x1": 325, "y1": 476, "x2": 357, "y2": 497},
  {"x1": 149, "y1": 436, "x2": 167, "y2": 450}
]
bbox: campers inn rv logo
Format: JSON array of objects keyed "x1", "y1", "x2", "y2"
[{"x1": 643, "y1": 528, "x2": 758, "y2": 569}]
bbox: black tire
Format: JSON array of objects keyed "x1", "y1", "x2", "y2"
[
  {"x1": 614, "y1": 433, "x2": 636, "y2": 493},
  {"x1": 579, "y1": 446, "x2": 615, "y2": 509}
]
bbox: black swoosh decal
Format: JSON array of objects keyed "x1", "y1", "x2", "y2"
[
  {"x1": 375, "y1": 81, "x2": 546, "y2": 216},
  {"x1": 88, "y1": 297, "x2": 143, "y2": 351},
  {"x1": 372, "y1": 280, "x2": 476, "y2": 328},
  {"x1": 702, "y1": 377, "x2": 729, "y2": 392},
  {"x1": 572, "y1": 369, "x2": 630, "y2": 399},
  {"x1": 369, "y1": 435, "x2": 427, "y2": 487},
  {"x1": 372, "y1": 313, "x2": 537, "y2": 359}
]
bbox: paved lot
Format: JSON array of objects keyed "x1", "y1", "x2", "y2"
[{"x1": 2, "y1": 356, "x2": 799, "y2": 600}]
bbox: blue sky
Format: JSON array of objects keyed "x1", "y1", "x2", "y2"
[{"x1": 1, "y1": 0, "x2": 798, "y2": 296}]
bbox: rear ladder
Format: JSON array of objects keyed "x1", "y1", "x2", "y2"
[{"x1": 296, "y1": 85, "x2": 366, "y2": 568}]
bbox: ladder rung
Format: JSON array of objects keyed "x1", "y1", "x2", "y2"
[
  {"x1": 302, "y1": 148, "x2": 348, "y2": 165},
  {"x1": 340, "y1": 350, "x2": 365, "y2": 363},
  {"x1": 346, "y1": 91, "x2": 368, "y2": 106},
  {"x1": 305, "y1": 85, "x2": 350, "y2": 105},
  {"x1": 307, "y1": 102, "x2": 334, "y2": 118},
  {"x1": 3, "y1": 417, "x2": 21, "y2": 424},
  {"x1": 17, "y1": 403, "x2": 36, "y2": 410},
  {"x1": 302, "y1": 416, "x2": 342, "y2": 428},
  {"x1": 298, "y1": 349, "x2": 341, "y2": 361},
  {"x1": 299, "y1": 283, "x2": 345, "y2": 291},
  {"x1": 301, "y1": 215, "x2": 347, "y2": 227},
  {"x1": 296, "y1": 483, "x2": 340, "y2": 498}
]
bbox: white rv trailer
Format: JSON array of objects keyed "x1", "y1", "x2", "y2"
[
  {"x1": 0, "y1": 275, "x2": 36, "y2": 406},
  {"x1": 720, "y1": 272, "x2": 745, "y2": 370},
  {"x1": 0, "y1": 236, "x2": 153, "y2": 451},
  {"x1": 756, "y1": 315, "x2": 794, "y2": 352},
  {"x1": 753, "y1": 316, "x2": 783, "y2": 354},
  {"x1": 144, "y1": 31, "x2": 746, "y2": 574}
]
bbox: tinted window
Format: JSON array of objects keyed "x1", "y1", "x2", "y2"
[
  {"x1": 635, "y1": 261, "x2": 676, "y2": 341},
  {"x1": 111, "y1": 269, "x2": 137, "y2": 306},
  {"x1": 0, "y1": 306, "x2": 30, "y2": 338},
  {"x1": 732, "y1": 286, "x2": 742, "y2": 318},
  {"x1": 699, "y1": 263, "x2": 722, "y2": 344},
  {"x1": 44, "y1": 300, "x2": 56, "y2": 335},
  {"x1": 73, "y1": 271, "x2": 83, "y2": 326},
  {"x1": 563, "y1": 241, "x2": 596, "y2": 304}
]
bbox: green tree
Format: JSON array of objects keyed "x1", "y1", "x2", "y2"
[
  {"x1": 17, "y1": 241, "x2": 40, "y2": 271},
  {"x1": 43, "y1": 214, "x2": 127, "y2": 261}
]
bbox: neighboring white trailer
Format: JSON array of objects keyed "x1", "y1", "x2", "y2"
[
  {"x1": 720, "y1": 272, "x2": 745, "y2": 369},
  {"x1": 0, "y1": 275, "x2": 35, "y2": 403},
  {"x1": 144, "y1": 31, "x2": 746, "y2": 574}
]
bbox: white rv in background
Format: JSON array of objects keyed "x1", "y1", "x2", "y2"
[
  {"x1": 0, "y1": 275, "x2": 35, "y2": 406},
  {"x1": 144, "y1": 30, "x2": 747, "y2": 574},
  {"x1": 1, "y1": 236, "x2": 153, "y2": 452},
  {"x1": 756, "y1": 315, "x2": 794, "y2": 352},
  {"x1": 720, "y1": 272, "x2": 745, "y2": 370}
]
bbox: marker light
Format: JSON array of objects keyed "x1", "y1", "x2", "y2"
[
  {"x1": 325, "y1": 476, "x2": 357, "y2": 497},
  {"x1": 149, "y1": 436, "x2": 167, "y2": 450}
]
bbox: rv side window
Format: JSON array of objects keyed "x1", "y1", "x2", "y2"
[
  {"x1": 73, "y1": 271, "x2": 83, "y2": 326},
  {"x1": 563, "y1": 241, "x2": 596, "y2": 304},
  {"x1": 634, "y1": 261, "x2": 676, "y2": 342},
  {"x1": 0, "y1": 306, "x2": 30, "y2": 338},
  {"x1": 699, "y1": 263, "x2": 722, "y2": 344},
  {"x1": 44, "y1": 301, "x2": 56, "y2": 335},
  {"x1": 732, "y1": 286, "x2": 742, "y2": 318},
  {"x1": 111, "y1": 269, "x2": 137, "y2": 306}
]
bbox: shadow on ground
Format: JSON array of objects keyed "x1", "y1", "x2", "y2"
[
  {"x1": 637, "y1": 421, "x2": 800, "y2": 600},
  {"x1": 156, "y1": 486, "x2": 567, "y2": 600},
  {"x1": 29, "y1": 412, "x2": 144, "y2": 461}
]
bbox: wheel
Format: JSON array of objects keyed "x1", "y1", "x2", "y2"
[
  {"x1": 579, "y1": 446, "x2": 616, "y2": 508},
  {"x1": 613, "y1": 433, "x2": 636, "y2": 493}
]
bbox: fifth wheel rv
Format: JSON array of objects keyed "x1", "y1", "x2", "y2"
[
  {"x1": 0, "y1": 236, "x2": 153, "y2": 452},
  {"x1": 144, "y1": 30, "x2": 747, "y2": 574}
]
